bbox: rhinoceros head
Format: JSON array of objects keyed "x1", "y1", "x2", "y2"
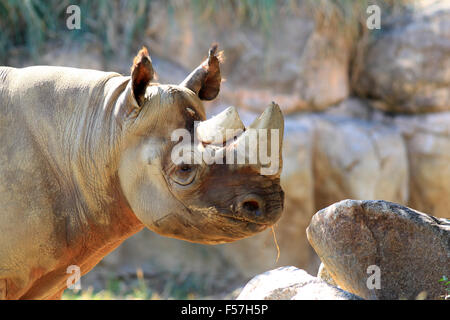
[{"x1": 117, "y1": 46, "x2": 284, "y2": 244}]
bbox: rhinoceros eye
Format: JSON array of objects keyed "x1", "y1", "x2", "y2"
[
  {"x1": 171, "y1": 163, "x2": 197, "y2": 186},
  {"x1": 180, "y1": 164, "x2": 192, "y2": 172}
]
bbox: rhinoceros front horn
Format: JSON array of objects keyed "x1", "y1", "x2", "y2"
[
  {"x1": 180, "y1": 44, "x2": 222, "y2": 101},
  {"x1": 248, "y1": 102, "x2": 284, "y2": 133},
  {"x1": 233, "y1": 102, "x2": 284, "y2": 174}
]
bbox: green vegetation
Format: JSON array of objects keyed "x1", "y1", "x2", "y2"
[
  {"x1": 439, "y1": 276, "x2": 450, "y2": 300},
  {"x1": 0, "y1": 0, "x2": 153, "y2": 62}
]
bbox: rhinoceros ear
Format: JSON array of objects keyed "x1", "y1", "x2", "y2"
[
  {"x1": 180, "y1": 44, "x2": 223, "y2": 101},
  {"x1": 131, "y1": 46, "x2": 155, "y2": 106}
]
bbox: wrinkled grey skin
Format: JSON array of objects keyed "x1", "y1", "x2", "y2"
[{"x1": 0, "y1": 47, "x2": 284, "y2": 299}]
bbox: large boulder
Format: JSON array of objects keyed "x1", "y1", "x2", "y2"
[
  {"x1": 355, "y1": 1, "x2": 450, "y2": 113},
  {"x1": 236, "y1": 266, "x2": 362, "y2": 300},
  {"x1": 307, "y1": 199, "x2": 450, "y2": 300},
  {"x1": 317, "y1": 262, "x2": 337, "y2": 287}
]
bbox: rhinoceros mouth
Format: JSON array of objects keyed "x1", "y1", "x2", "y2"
[{"x1": 217, "y1": 213, "x2": 272, "y2": 228}]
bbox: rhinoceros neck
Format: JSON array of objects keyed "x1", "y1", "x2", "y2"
[
  {"x1": 60, "y1": 72, "x2": 145, "y2": 276},
  {"x1": 61, "y1": 71, "x2": 143, "y2": 234},
  {"x1": 67, "y1": 74, "x2": 130, "y2": 214}
]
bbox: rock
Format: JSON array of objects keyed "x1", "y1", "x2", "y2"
[
  {"x1": 393, "y1": 112, "x2": 450, "y2": 219},
  {"x1": 355, "y1": 1, "x2": 450, "y2": 113},
  {"x1": 219, "y1": 21, "x2": 351, "y2": 114},
  {"x1": 292, "y1": 25, "x2": 350, "y2": 111},
  {"x1": 317, "y1": 263, "x2": 337, "y2": 287},
  {"x1": 236, "y1": 266, "x2": 362, "y2": 300},
  {"x1": 312, "y1": 113, "x2": 409, "y2": 211},
  {"x1": 324, "y1": 97, "x2": 386, "y2": 121},
  {"x1": 307, "y1": 199, "x2": 450, "y2": 300}
]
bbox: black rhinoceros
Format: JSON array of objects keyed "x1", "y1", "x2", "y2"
[{"x1": 0, "y1": 45, "x2": 284, "y2": 299}]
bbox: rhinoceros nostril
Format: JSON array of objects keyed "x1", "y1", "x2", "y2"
[
  {"x1": 241, "y1": 197, "x2": 264, "y2": 217},
  {"x1": 243, "y1": 200, "x2": 259, "y2": 211}
]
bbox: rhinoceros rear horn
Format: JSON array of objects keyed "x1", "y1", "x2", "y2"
[
  {"x1": 131, "y1": 46, "x2": 155, "y2": 106},
  {"x1": 180, "y1": 44, "x2": 223, "y2": 101},
  {"x1": 197, "y1": 106, "x2": 245, "y2": 144}
]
